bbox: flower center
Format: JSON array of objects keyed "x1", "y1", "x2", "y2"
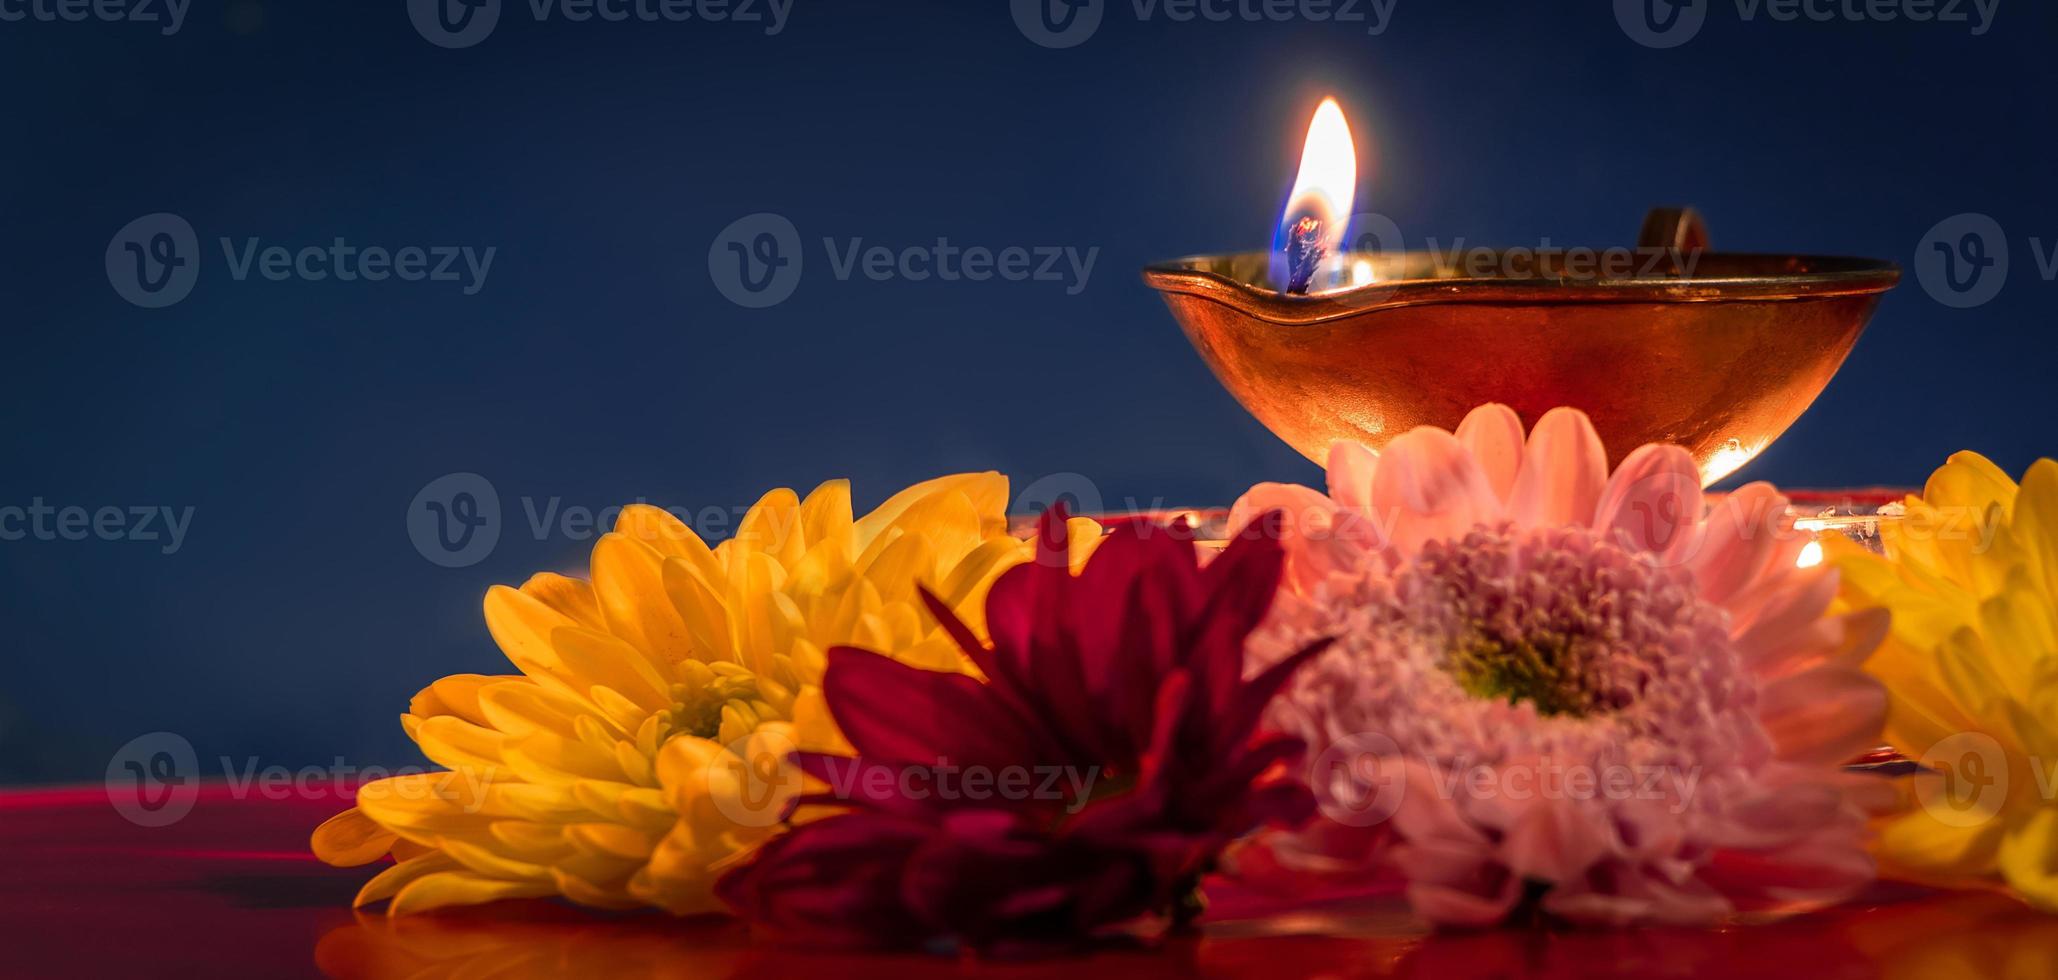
[
  {"x1": 665, "y1": 661, "x2": 764, "y2": 741},
  {"x1": 1444, "y1": 629, "x2": 1604, "y2": 718},
  {"x1": 1395, "y1": 523, "x2": 1724, "y2": 722}
]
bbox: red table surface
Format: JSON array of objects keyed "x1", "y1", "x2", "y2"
[{"x1": 5, "y1": 783, "x2": 2056, "y2": 979}]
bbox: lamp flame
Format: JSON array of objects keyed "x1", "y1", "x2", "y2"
[{"x1": 1274, "y1": 98, "x2": 1358, "y2": 293}]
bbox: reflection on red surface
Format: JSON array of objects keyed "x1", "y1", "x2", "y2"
[{"x1": 4, "y1": 782, "x2": 2054, "y2": 978}]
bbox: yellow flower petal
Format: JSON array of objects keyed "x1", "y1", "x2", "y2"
[
  {"x1": 476, "y1": 681, "x2": 589, "y2": 740},
  {"x1": 518, "y1": 572, "x2": 605, "y2": 629},
  {"x1": 2014, "y1": 458, "x2": 2058, "y2": 602},
  {"x1": 354, "y1": 852, "x2": 459, "y2": 907},
  {"x1": 568, "y1": 822, "x2": 657, "y2": 860},
  {"x1": 1924, "y1": 451, "x2": 2018, "y2": 522},
  {"x1": 591, "y1": 533, "x2": 693, "y2": 665},
  {"x1": 733, "y1": 487, "x2": 805, "y2": 571},
  {"x1": 482, "y1": 585, "x2": 580, "y2": 691},
  {"x1": 2001, "y1": 806, "x2": 2058, "y2": 911},
  {"x1": 487, "y1": 820, "x2": 574, "y2": 859},
  {"x1": 611, "y1": 504, "x2": 707, "y2": 564},
  {"x1": 853, "y1": 472, "x2": 1007, "y2": 548},
  {"x1": 407, "y1": 673, "x2": 508, "y2": 726},
  {"x1": 439, "y1": 837, "x2": 553, "y2": 882},
  {"x1": 411, "y1": 715, "x2": 509, "y2": 772},
  {"x1": 552, "y1": 868, "x2": 648, "y2": 910},
  {"x1": 500, "y1": 730, "x2": 627, "y2": 784},
  {"x1": 1877, "y1": 808, "x2": 2004, "y2": 879},
  {"x1": 387, "y1": 872, "x2": 555, "y2": 916},
  {"x1": 311, "y1": 808, "x2": 398, "y2": 867},
  {"x1": 799, "y1": 480, "x2": 855, "y2": 556},
  {"x1": 547, "y1": 627, "x2": 671, "y2": 711}
]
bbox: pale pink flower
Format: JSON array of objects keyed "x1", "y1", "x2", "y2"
[{"x1": 1231, "y1": 404, "x2": 1892, "y2": 927}]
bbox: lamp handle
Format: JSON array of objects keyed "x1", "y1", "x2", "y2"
[{"x1": 1638, "y1": 207, "x2": 1710, "y2": 274}]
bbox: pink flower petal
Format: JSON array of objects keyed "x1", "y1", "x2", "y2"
[
  {"x1": 1701, "y1": 778, "x2": 1849, "y2": 851},
  {"x1": 1326, "y1": 439, "x2": 1381, "y2": 517},
  {"x1": 1545, "y1": 873, "x2": 1731, "y2": 926},
  {"x1": 1594, "y1": 443, "x2": 1703, "y2": 557},
  {"x1": 1454, "y1": 403, "x2": 1525, "y2": 505},
  {"x1": 1390, "y1": 830, "x2": 1521, "y2": 926},
  {"x1": 1688, "y1": 482, "x2": 1795, "y2": 606},
  {"x1": 1404, "y1": 877, "x2": 1522, "y2": 927},
  {"x1": 1729, "y1": 564, "x2": 1840, "y2": 669},
  {"x1": 1757, "y1": 666, "x2": 1890, "y2": 767},
  {"x1": 1699, "y1": 823, "x2": 1874, "y2": 914},
  {"x1": 1388, "y1": 760, "x2": 1488, "y2": 846},
  {"x1": 1508, "y1": 407, "x2": 1609, "y2": 528},
  {"x1": 1228, "y1": 481, "x2": 1370, "y2": 593},
  {"x1": 1371, "y1": 426, "x2": 1501, "y2": 554},
  {"x1": 1492, "y1": 791, "x2": 1614, "y2": 887}
]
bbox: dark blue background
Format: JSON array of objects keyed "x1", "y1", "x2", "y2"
[{"x1": 3, "y1": 0, "x2": 2051, "y2": 783}]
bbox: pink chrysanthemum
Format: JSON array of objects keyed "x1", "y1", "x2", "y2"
[{"x1": 1231, "y1": 404, "x2": 1893, "y2": 927}]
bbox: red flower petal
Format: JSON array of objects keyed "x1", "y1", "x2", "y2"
[{"x1": 821, "y1": 647, "x2": 1052, "y2": 771}]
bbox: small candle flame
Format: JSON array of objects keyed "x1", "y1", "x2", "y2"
[{"x1": 1274, "y1": 98, "x2": 1358, "y2": 293}]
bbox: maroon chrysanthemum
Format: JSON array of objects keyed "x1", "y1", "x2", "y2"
[{"x1": 716, "y1": 508, "x2": 1329, "y2": 954}]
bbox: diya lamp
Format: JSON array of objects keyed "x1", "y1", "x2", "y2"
[{"x1": 1145, "y1": 97, "x2": 1902, "y2": 487}]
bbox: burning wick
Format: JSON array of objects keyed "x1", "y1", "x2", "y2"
[
  {"x1": 1274, "y1": 97, "x2": 1357, "y2": 296},
  {"x1": 1283, "y1": 214, "x2": 1326, "y2": 295}
]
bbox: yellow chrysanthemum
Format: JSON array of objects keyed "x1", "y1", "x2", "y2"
[
  {"x1": 312, "y1": 473, "x2": 1093, "y2": 916},
  {"x1": 1833, "y1": 451, "x2": 2058, "y2": 908}
]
